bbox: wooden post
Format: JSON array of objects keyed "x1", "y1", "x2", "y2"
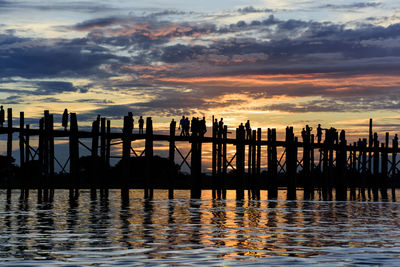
[
  {"x1": 101, "y1": 118, "x2": 106, "y2": 162},
  {"x1": 361, "y1": 138, "x2": 367, "y2": 200},
  {"x1": 98, "y1": 117, "x2": 106, "y2": 197},
  {"x1": 104, "y1": 119, "x2": 111, "y2": 198},
  {"x1": 91, "y1": 119, "x2": 99, "y2": 157},
  {"x1": 310, "y1": 134, "x2": 315, "y2": 171},
  {"x1": 106, "y1": 120, "x2": 111, "y2": 167},
  {"x1": 169, "y1": 119, "x2": 176, "y2": 199},
  {"x1": 350, "y1": 142, "x2": 357, "y2": 200},
  {"x1": 251, "y1": 129, "x2": 257, "y2": 199},
  {"x1": 267, "y1": 128, "x2": 278, "y2": 199},
  {"x1": 286, "y1": 127, "x2": 296, "y2": 200},
  {"x1": 256, "y1": 128, "x2": 261, "y2": 177},
  {"x1": 222, "y1": 125, "x2": 227, "y2": 199},
  {"x1": 7, "y1": 108, "x2": 12, "y2": 159},
  {"x1": 69, "y1": 113, "x2": 79, "y2": 200},
  {"x1": 236, "y1": 125, "x2": 245, "y2": 199},
  {"x1": 91, "y1": 118, "x2": 99, "y2": 199},
  {"x1": 19, "y1": 112, "x2": 24, "y2": 167},
  {"x1": 23, "y1": 123, "x2": 30, "y2": 200},
  {"x1": 38, "y1": 118, "x2": 44, "y2": 202},
  {"x1": 372, "y1": 133, "x2": 379, "y2": 201},
  {"x1": 19, "y1": 112, "x2": 24, "y2": 200},
  {"x1": 336, "y1": 130, "x2": 347, "y2": 201},
  {"x1": 369, "y1": 118, "x2": 373, "y2": 173},
  {"x1": 25, "y1": 124, "x2": 30, "y2": 163},
  {"x1": 392, "y1": 135, "x2": 398, "y2": 201},
  {"x1": 217, "y1": 121, "x2": 222, "y2": 198},
  {"x1": 310, "y1": 134, "x2": 315, "y2": 199},
  {"x1": 321, "y1": 130, "x2": 329, "y2": 200},
  {"x1": 247, "y1": 130, "x2": 252, "y2": 190},
  {"x1": 380, "y1": 140, "x2": 388, "y2": 200},
  {"x1": 43, "y1": 110, "x2": 49, "y2": 202},
  {"x1": 190, "y1": 131, "x2": 202, "y2": 199},
  {"x1": 145, "y1": 117, "x2": 153, "y2": 199},
  {"x1": 328, "y1": 132, "x2": 335, "y2": 201},
  {"x1": 212, "y1": 115, "x2": 217, "y2": 199},
  {"x1": 302, "y1": 127, "x2": 311, "y2": 199},
  {"x1": 49, "y1": 114, "x2": 55, "y2": 201},
  {"x1": 122, "y1": 116, "x2": 132, "y2": 202}
]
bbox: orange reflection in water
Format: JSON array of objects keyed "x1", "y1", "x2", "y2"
[{"x1": 2, "y1": 189, "x2": 400, "y2": 263}]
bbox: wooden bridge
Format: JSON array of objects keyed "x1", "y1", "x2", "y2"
[{"x1": 0, "y1": 108, "x2": 398, "y2": 202}]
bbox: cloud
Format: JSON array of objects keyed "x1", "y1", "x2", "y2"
[
  {"x1": 72, "y1": 17, "x2": 122, "y2": 31},
  {"x1": 260, "y1": 96, "x2": 400, "y2": 113},
  {"x1": 34, "y1": 81, "x2": 87, "y2": 95},
  {"x1": 0, "y1": 1, "x2": 117, "y2": 13},
  {"x1": 0, "y1": 33, "x2": 128, "y2": 79},
  {"x1": 0, "y1": 95, "x2": 23, "y2": 105},
  {"x1": 320, "y1": 2, "x2": 382, "y2": 10},
  {"x1": 4, "y1": 12, "x2": 400, "y2": 118},
  {"x1": 237, "y1": 6, "x2": 273, "y2": 14}
]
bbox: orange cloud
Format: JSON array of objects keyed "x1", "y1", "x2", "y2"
[{"x1": 153, "y1": 73, "x2": 400, "y2": 89}]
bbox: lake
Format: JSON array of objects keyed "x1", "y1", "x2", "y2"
[{"x1": 0, "y1": 189, "x2": 400, "y2": 266}]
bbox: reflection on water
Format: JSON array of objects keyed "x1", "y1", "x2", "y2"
[{"x1": 0, "y1": 189, "x2": 400, "y2": 266}]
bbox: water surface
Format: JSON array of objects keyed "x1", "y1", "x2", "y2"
[{"x1": 0, "y1": 189, "x2": 400, "y2": 266}]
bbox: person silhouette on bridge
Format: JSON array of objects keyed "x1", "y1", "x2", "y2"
[
  {"x1": 245, "y1": 120, "x2": 251, "y2": 140},
  {"x1": 62, "y1": 109, "x2": 68, "y2": 130},
  {"x1": 0, "y1": 106, "x2": 5, "y2": 127},
  {"x1": 213, "y1": 118, "x2": 218, "y2": 135},
  {"x1": 317, "y1": 124, "x2": 322, "y2": 143},
  {"x1": 179, "y1": 116, "x2": 186, "y2": 136},
  {"x1": 128, "y1": 112, "x2": 134, "y2": 130},
  {"x1": 138, "y1": 116, "x2": 144, "y2": 134},
  {"x1": 200, "y1": 117, "x2": 207, "y2": 137},
  {"x1": 184, "y1": 117, "x2": 190, "y2": 136},
  {"x1": 218, "y1": 118, "x2": 224, "y2": 136}
]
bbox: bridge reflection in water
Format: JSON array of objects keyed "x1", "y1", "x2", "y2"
[{"x1": 0, "y1": 189, "x2": 400, "y2": 265}]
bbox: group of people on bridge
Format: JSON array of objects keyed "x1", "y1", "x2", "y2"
[
  {"x1": 179, "y1": 116, "x2": 207, "y2": 137},
  {"x1": 3, "y1": 107, "x2": 393, "y2": 147},
  {"x1": 61, "y1": 109, "x2": 145, "y2": 134}
]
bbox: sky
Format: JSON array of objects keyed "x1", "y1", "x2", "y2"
[{"x1": 2, "y1": 0, "x2": 400, "y2": 138}]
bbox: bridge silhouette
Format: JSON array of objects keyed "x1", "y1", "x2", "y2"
[{"x1": 0, "y1": 108, "x2": 398, "y2": 202}]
